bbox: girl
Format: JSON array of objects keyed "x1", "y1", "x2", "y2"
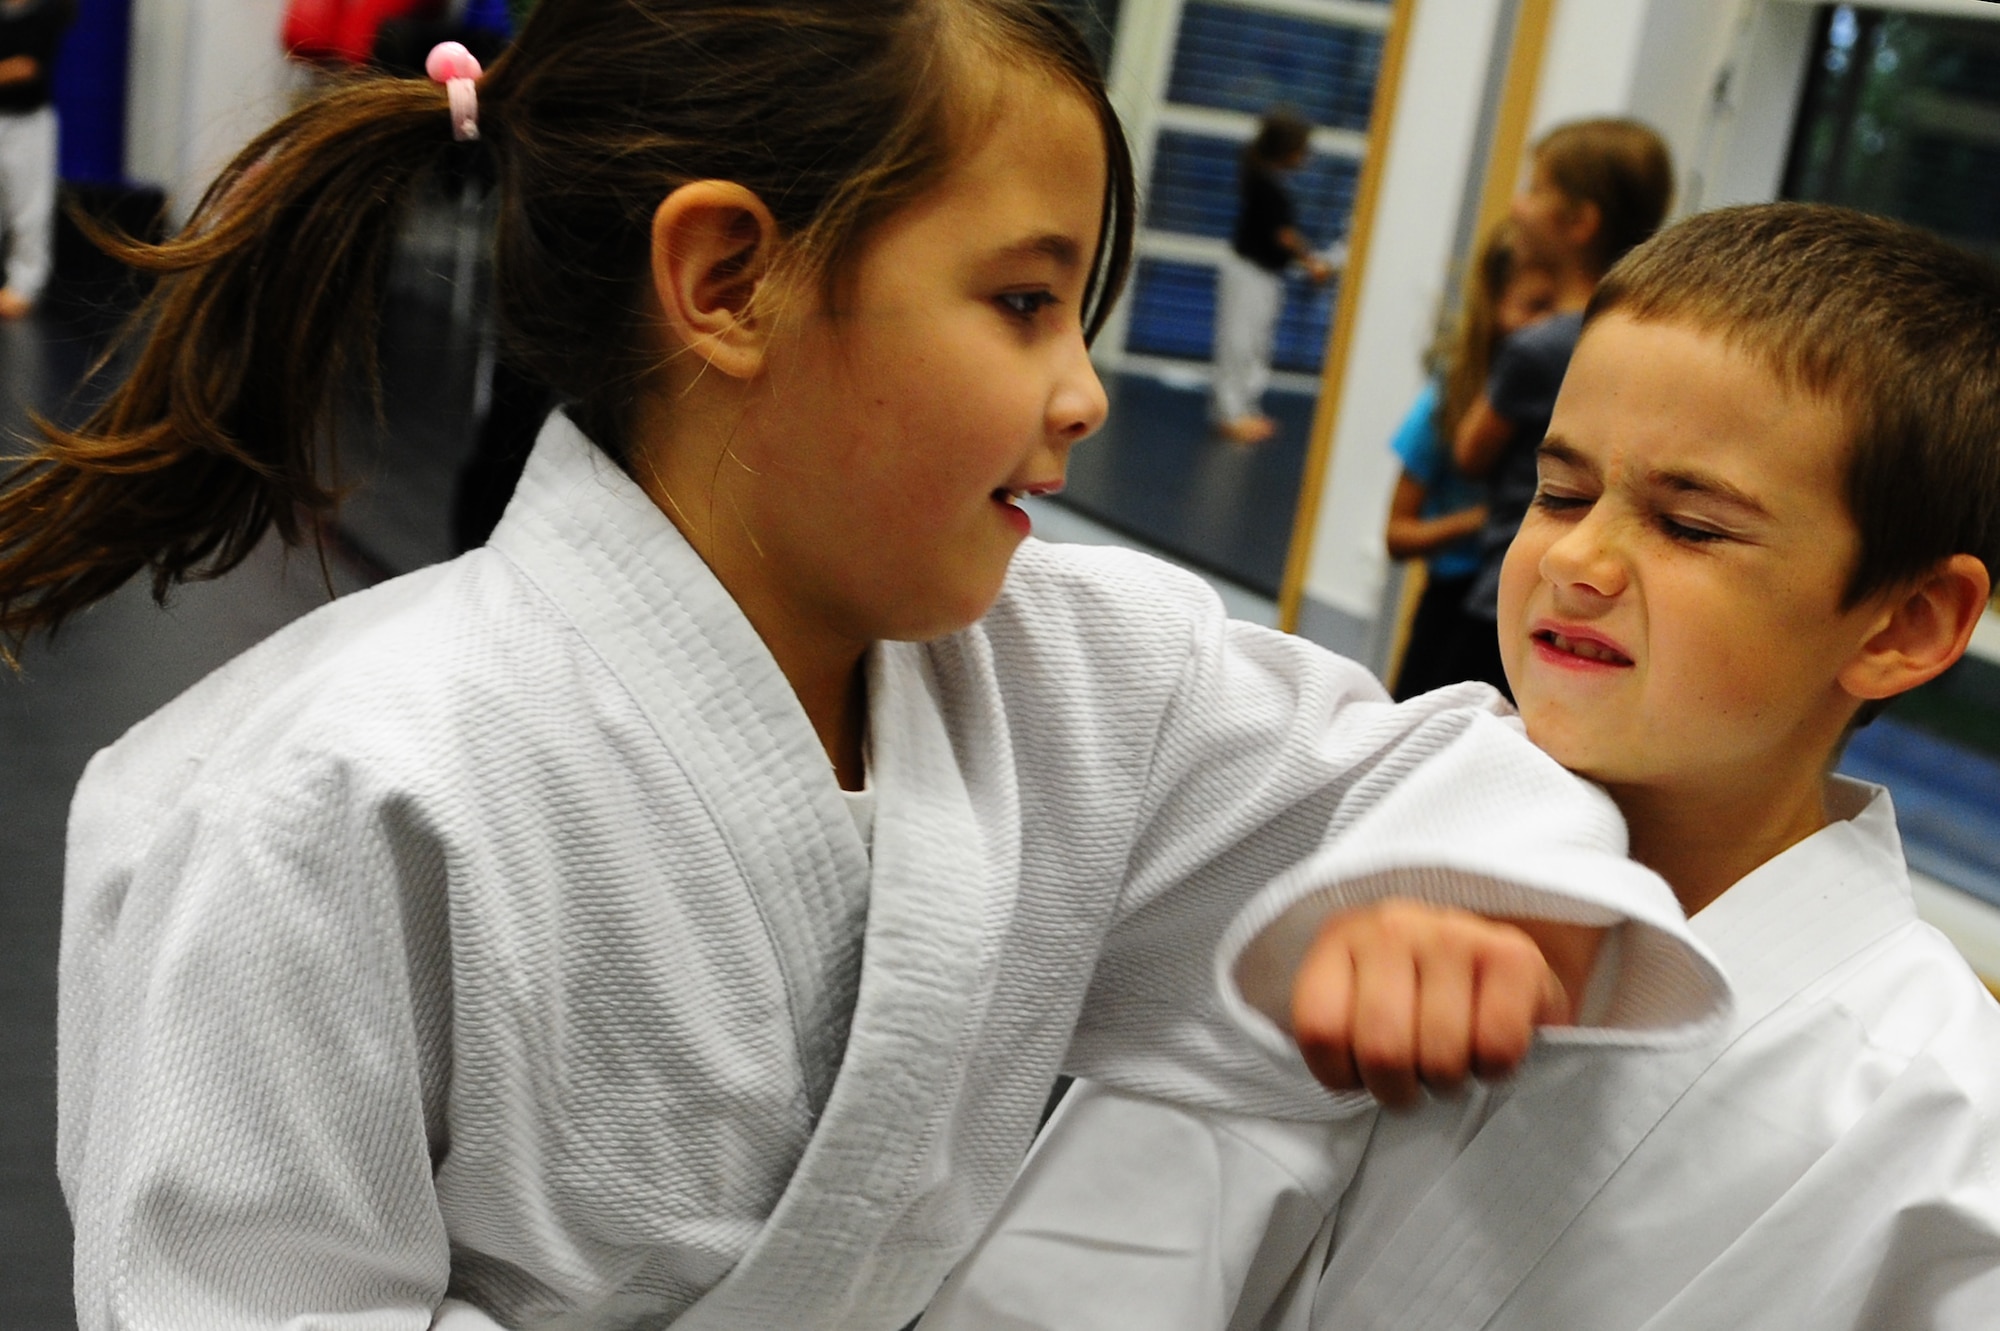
[
  {"x1": 1451, "y1": 118, "x2": 1673, "y2": 694},
  {"x1": 1211, "y1": 107, "x2": 1333, "y2": 446},
  {"x1": 1385, "y1": 218, "x2": 1554, "y2": 700},
  {"x1": 0, "y1": 5, "x2": 1717, "y2": 1328}
]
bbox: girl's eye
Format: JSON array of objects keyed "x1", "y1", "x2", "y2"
[{"x1": 997, "y1": 290, "x2": 1057, "y2": 319}]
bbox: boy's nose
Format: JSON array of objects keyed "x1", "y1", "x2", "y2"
[{"x1": 1540, "y1": 512, "x2": 1628, "y2": 599}]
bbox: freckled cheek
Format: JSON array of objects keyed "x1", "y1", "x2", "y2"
[{"x1": 1659, "y1": 625, "x2": 1769, "y2": 729}]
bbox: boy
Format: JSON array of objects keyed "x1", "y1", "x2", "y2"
[{"x1": 919, "y1": 203, "x2": 2000, "y2": 1330}]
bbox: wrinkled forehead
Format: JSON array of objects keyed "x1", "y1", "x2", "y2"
[
  {"x1": 1562, "y1": 314, "x2": 1858, "y2": 491},
  {"x1": 1580, "y1": 310, "x2": 1864, "y2": 460}
]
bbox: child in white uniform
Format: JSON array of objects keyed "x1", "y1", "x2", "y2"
[
  {"x1": 0, "y1": 0, "x2": 70, "y2": 318},
  {"x1": 0, "y1": 4, "x2": 1727, "y2": 1328},
  {"x1": 920, "y1": 203, "x2": 2000, "y2": 1331}
]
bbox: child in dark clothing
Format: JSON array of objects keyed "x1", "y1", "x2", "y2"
[
  {"x1": 0, "y1": 0, "x2": 71, "y2": 319},
  {"x1": 1452, "y1": 118, "x2": 1672, "y2": 695},
  {"x1": 1212, "y1": 108, "x2": 1332, "y2": 446}
]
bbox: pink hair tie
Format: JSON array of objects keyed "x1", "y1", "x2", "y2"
[{"x1": 425, "y1": 41, "x2": 483, "y2": 142}]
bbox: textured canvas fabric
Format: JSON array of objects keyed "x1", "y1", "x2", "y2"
[
  {"x1": 58, "y1": 415, "x2": 1723, "y2": 1331},
  {"x1": 922, "y1": 780, "x2": 2000, "y2": 1331}
]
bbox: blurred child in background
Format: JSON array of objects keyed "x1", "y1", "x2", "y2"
[
  {"x1": 1212, "y1": 107, "x2": 1333, "y2": 446},
  {"x1": 1385, "y1": 218, "x2": 1554, "y2": 700}
]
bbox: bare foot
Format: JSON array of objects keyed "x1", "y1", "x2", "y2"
[
  {"x1": 1216, "y1": 414, "x2": 1276, "y2": 446},
  {"x1": 0, "y1": 288, "x2": 32, "y2": 321}
]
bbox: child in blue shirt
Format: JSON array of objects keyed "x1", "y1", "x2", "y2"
[{"x1": 1386, "y1": 219, "x2": 1553, "y2": 699}]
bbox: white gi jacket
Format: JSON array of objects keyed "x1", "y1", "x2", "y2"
[
  {"x1": 920, "y1": 778, "x2": 2000, "y2": 1331},
  {"x1": 58, "y1": 415, "x2": 1723, "y2": 1331}
]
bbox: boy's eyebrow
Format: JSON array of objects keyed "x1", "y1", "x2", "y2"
[
  {"x1": 1538, "y1": 437, "x2": 1597, "y2": 474},
  {"x1": 1540, "y1": 438, "x2": 1775, "y2": 519},
  {"x1": 1648, "y1": 466, "x2": 1775, "y2": 518}
]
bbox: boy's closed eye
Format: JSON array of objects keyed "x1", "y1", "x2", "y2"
[
  {"x1": 1531, "y1": 486, "x2": 1592, "y2": 515},
  {"x1": 1654, "y1": 511, "x2": 1730, "y2": 544},
  {"x1": 1537, "y1": 486, "x2": 1742, "y2": 548}
]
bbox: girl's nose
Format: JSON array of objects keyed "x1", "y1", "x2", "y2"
[
  {"x1": 1540, "y1": 509, "x2": 1628, "y2": 600},
  {"x1": 1051, "y1": 337, "x2": 1109, "y2": 443}
]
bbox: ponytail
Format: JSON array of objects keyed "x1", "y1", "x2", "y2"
[
  {"x1": 0, "y1": 74, "x2": 461, "y2": 657},
  {"x1": 1, "y1": 0, "x2": 1138, "y2": 662}
]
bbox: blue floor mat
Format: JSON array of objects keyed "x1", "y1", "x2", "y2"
[
  {"x1": 1059, "y1": 373, "x2": 1314, "y2": 598},
  {"x1": 1839, "y1": 716, "x2": 2000, "y2": 907}
]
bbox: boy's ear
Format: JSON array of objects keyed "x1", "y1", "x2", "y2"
[
  {"x1": 649, "y1": 181, "x2": 783, "y2": 380},
  {"x1": 1839, "y1": 554, "x2": 1992, "y2": 703}
]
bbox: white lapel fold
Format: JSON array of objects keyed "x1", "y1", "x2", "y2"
[
  {"x1": 672, "y1": 640, "x2": 1020, "y2": 1330},
  {"x1": 1315, "y1": 781, "x2": 1915, "y2": 1331},
  {"x1": 489, "y1": 414, "x2": 873, "y2": 1115}
]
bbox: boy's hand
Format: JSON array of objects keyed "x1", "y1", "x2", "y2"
[{"x1": 1290, "y1": 901, "x2": 1604, "y2": 1108}]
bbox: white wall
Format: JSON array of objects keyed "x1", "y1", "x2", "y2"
[
  {"x1": 1529, "y1": 0, "x2": 1758, "y2": 203},
  {"x1": 126, "y1": 0, "x2": 303, "y2": 223},
  {"x1": 1296, "y1": 0, "x2": 1510, "y2": 626},
  {"x1": 1529, "y1": 0, "x2": 1650, "y2": 134}
]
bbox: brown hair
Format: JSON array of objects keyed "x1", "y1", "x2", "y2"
[
  {"x1": 1588, "y1": 202, "x2": 2000, "y2": 609},
  {"x1": 0, "y1": 0, "x2": 1135, "y2": 656},
  {"x1": 1433, "y1": 217, "x2": 1533, "y2": 442},
  {"x1": 1533, "y1": 117, "x2": 1673, "y2": 277},
  {"x1": 1245, "y1": 107, "x2": 1313, "y2": 174}
]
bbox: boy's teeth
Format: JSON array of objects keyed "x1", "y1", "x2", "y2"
[{"x1": 1549, "y1": 632, "x2": 1627, "y2": 664}]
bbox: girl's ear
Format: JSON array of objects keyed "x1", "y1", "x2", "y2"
[
  {"x1": 650, "y1": 181, "x2": 783, "y2": 380},
  {"x1": 1839, "y1": 554, "x2": 1992, "y2": 703}
]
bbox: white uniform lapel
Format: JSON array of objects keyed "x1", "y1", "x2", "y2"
[
  {"x1": 1312, "y1": 1041, "x2": 1711, "y2": 1331},
  {"x1": 1314, "y1": 781, "x2": 1916, "y2": 1331},
  {"x1": 490, "y1": 414, "x2": 873, "y2": 1115},
  {"x1": 672, "y1": 639, "x2": 1020, "y2": 1331}
]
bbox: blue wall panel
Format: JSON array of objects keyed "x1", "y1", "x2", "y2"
[
  {"x1": 1126, "y1": 258, "x2": 1218, "y2": 361},
  {"x1": 51, "y1": 0, "x2": 131, "y2": 185},
  {"x1": 1166, "y1": 2, "x2": 1385, "y2": 131}
]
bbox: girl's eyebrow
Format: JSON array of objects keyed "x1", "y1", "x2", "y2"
[{"x1": 995, "y1": 233, "x2": 1083, "y2": 269}]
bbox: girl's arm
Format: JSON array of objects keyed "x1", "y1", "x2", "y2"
[
  {"x1": 1453, "y1": 392, "x2": 1514, "y2": 478},
  {"x1": 62, "y1": 752, "x2": 456, "y2": 1331},
  {"x1": 1384, "y1": 471, "x2": 1486, "y2": 561},
  {"x1": 1036, "y1": 556, "x2": 1726, "y2": 1124},
  {"x1": 1277, "y1": 225, "x2": 1333, "y2": 282}
]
